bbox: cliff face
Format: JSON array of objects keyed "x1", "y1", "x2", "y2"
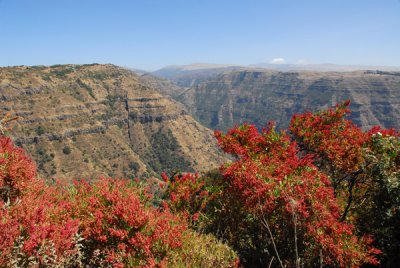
[
  {"x1": 170, "y1": 70, "x2": 400, "y2": 131},
  {"x1": 0, "y1": 64, "x2": 226, "y2": 181}
]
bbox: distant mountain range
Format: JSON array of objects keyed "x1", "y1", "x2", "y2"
[
  {"x1": 152, "y1": 62, "x2": 400, "y2": 77},
  {"x1": 148, "y1": 64, "x2": 400, "y2": 132}
]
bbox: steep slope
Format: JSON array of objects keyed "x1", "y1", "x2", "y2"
[
  {"x1": 170, "y1": 70, "x2": 400, "y2": 131},
  {"x1": 0, "y1": 64, "x2": 226, "y2": 181},
  {"x1": 139, "y1": 73, "x2": 186, "y2": 98}
]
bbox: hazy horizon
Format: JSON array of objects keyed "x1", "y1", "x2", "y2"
[{"x1": 0, "y1": 0, "x2": 399, "y2": 70}]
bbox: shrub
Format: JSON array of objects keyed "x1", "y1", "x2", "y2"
[
  {"x1": 213, "y1": 123, "x2": 380, "y2": 267},
  {"x1": 36, "y1": 125, "x2": 45, "y2": 136},
  {"x1": 0, "y1": 136, "x2": 36, "y2": 202},
  {"x1": 168, "y1": 232, "x2": 239, "y2": 268},
  {"x1": 68, "y1": 179, "x2": 188, "y2": 266},
  {"x1": 290, "y1": 101, "x2": 400, "y2": 266},
  {"x1": 62, "y1": 146, "x2": 71, "y2": 155},
  {"x1": 0, "y1": 134, "x2": 238, "y2": 267}
]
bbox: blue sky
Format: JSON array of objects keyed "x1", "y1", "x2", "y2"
[{"x1": 0, "y1": 0, "x2": 399, "y2": 70}]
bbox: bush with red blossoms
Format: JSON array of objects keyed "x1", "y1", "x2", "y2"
[
  {"x1": 0, "y1": 131, "x2": 238, "y2": 267},
  {"x1": 0, "y1": 136, "x2": 80, "y2": 266},
  {"x1": 290, "y1": 101, "x2": 400, "y2": 266},
  {"x1": 162, "y1": 172, "x2": 210, "y2": 224},
  {"x1": 0, "y1": 136, "x2": 36, "y2": 202},
  {"x1": 214, "y1": 123, "x2": 380, "y2": 267},
  {"x1": 68, "y1": 178, "x2": 189, "y2": 267}
]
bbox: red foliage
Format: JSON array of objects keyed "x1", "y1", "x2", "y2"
[
  {"x1": 11, "y1": 180, "x2": 80, "y2": 261},
  {"x1": 215, "y1": 123, "x2": 380, "y2": 267},
  {"x1": 0, "y1": 202, "x2": 19, "y2": 263},
  {"x1": 290, "y1": 101, "x2": 368, "y2": 173},
  {"x1": 69, "y1": 178, "x2": 188, "y2": 266},
  {"x1": 0, "y1": 136, "x2": 79, "y2": 265},
  {"x1": 288, "y1": 101, "x2": 400, "y2": 266},
  {"x1": 367, "y1": 125, "x2": 399, "y2": 138},
  {"x1": 162, "y1": 172, "x2": 209, "y2": 223},
  {"x1": 0, "y1": 135, "x2": 191, "y2": 267},
  {"x1": 0, "y1": 136, "x2": 36, "y2": 201}
]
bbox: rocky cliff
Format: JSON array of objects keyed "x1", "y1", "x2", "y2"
[
  {"x1": 0, "y1": 64, "x2": 226, "y2": 181},
  {"x1": 167, "y1": 70, "x2": 400, "y2": 131}
]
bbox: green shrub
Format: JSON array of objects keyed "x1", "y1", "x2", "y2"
[
  {"x1": 36, "y1": 125, "x2": 45, "y2": 136},
  {"x1": 62, "y1": 146, "x2": 71, "y2": 155}
]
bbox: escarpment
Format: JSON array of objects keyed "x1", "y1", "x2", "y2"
[
  {"x1": 162, "y1": 69, "x2": 400, "y2": 131},
  {"x1": 0, "y1": 64, "x2": 226, "y2": 181}
]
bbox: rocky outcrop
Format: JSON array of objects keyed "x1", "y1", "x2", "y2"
[
  {"x1": 163, "y1": 70, "x2": 400, "y2": 131},
  {"x1": 0, "y1": 64, "x2": 226, "y2": 181}
]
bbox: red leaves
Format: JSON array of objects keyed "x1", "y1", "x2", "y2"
[
  {"x1": 0, "y1": 179, "x2": 80, "y2": 265},
  {"x1": 70, "y1": 178, "x2": 187, "y2": 266},
  {"x1": 0, "y1": 204, "x2": 19, "y2": 264},
  {"x1": 290, "y1": 100, "x2": 368, "y2": 173},
  {"x1": 0, "y1": 136, "x2": 36, "y2": 201},
  {"x1": 0, "y1": 136, "x2": 78, "y2": 264},
  {"x1": 215, "y1": 115, "x2": 380, "y2": 267},
  {"x1": 0, "y1": 135, "x2": 193, "y2": 267},
  {"x1": 163, "y1": 173, "x2": 210, "y2": 224},
  {"x1": 0, "y1": 123, "x2": 242, "y2": 267},
  {"x1": 368, "y1": 125, "x2": 399, "y2": 138}
]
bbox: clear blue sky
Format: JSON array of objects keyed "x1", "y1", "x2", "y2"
[{"x1": 0, "y1": 0, "x2": 399, "y2": 70}]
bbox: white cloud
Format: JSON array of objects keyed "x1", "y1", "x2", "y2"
[{"x1": 269, "y1": 57, "x2": 286, "y2": 64}]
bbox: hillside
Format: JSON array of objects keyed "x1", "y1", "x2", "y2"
[
  {"x1": 157, "y1": 69, "x2": 400, "y2": 131},
  {"x1": 138, "y1": 73, "x2": 185, "y2": 98},
  {"x1": 0, "y1": 64, "x2": 226, "y2": 181}
]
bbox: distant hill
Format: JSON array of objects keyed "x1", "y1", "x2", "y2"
[
  {"x1": 0, "y1": 64, "x2": 226, "y2": 181},
  {"x1": 152, "y1": 63, "x2": 245, "y2": 87},
  {"x1": 152, "y1": 62, "x2": 400, "y2": 88},
  {"x1": 151, "y1": 68, "x2": 400, "y2": 132}
]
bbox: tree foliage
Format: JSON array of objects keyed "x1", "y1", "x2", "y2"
[
  {"x1": 291, "y1": 101, "x2": 400, "y2": 266},
  {"x1": 0, "y1": 119, "x2": 238, "y2": 267},
  {"x1": 212, "y1": 122, "x2": 380, "y2": 267}
]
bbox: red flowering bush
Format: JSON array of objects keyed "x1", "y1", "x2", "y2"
[
  {"x1": 214, "y1": 123, "x2": 380, "y2": 267},
  {"x1": 68, "y1": 178, "x2": 188, "y2": 267},
  {"x1": 0, "y1": 135, "x2": 80, "y2": 266},
  {"x1": 0, "y1": 136, "x2": 36, "y2": 202},
  {"x1": 290, "y1": 101, "x2": 400, "y2": 266},
  {"x1": 290, "y1": 100, "x2": 369, "y2": 173},
  {"x1": 0, "y1": 202, "x2": 19, "y2": 264},
  {"x1": 6, "y1": 182, "x2": 81, "y2": 266},
  {"x1": 0, "y1": 132, "x2": 238, "y2": 267},
  {"x1": 162, "y1": 172, "x2": 210, "y2": 224}
]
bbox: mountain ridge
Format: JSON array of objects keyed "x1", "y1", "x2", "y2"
[
  {"x1": 0, "y1": 64, "x2": 226, "y2": 181},
  {"x1": 151, "y1": 68, "x2": 400, "y2": 132}
]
